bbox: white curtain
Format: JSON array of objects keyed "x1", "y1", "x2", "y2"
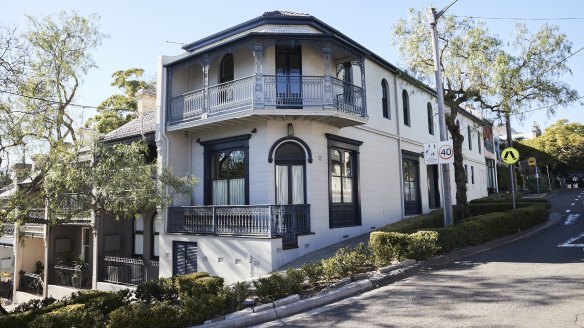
[
  {"x1": 213, "y1": 180, "x2": 228, "y2": 205},
  {"x1": 276, "y1": 166, "x2": 288, "y2": 204},
  {"x1": 229, "y1": 178, "x2": 245, "y2": 205},
  {"x1": 292, "y1": 165, "x2": 304, "y2": 204}
]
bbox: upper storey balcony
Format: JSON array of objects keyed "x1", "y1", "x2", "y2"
[{"x1": 163, "y1": 13, "x2": 370, "y2": 131}]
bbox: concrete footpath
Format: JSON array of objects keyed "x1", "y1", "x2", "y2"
[{"x1": 198, "y1": 192, "x2": 561, "y2": 328}]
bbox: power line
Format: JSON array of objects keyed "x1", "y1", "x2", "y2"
[
  {"x1": 446, "y1": 15, "x2": 584, "y2": 21},
  {"x1": 512, "y1": 95, "x2": 584, "y2": 116},
  {"x1": 0, "y1": 89, "x2": 123, "y2": 111}
]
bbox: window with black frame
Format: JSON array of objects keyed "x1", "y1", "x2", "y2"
[{"x1": 327, "y1": 134, "x2": 362, "y2": 228}]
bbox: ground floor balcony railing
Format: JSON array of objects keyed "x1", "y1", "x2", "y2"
[
  {"x1": 19, "y1": 271, "x2": 43, "y2": 296},
  {"x1": 50, "y1": 264, "x2": 89, "y2": 289},
  {"x1": 168, "y1": 74, "x2": 365, "y2": 125},
  {"x1": 100, "y1": 256, "x2": 159, "y2": 286},
  {"x1": 167, "y1": 204, "x2": 311, "y2": 238}
]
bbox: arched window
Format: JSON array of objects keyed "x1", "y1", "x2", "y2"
[
  {"x1": 133, "y1": 214, "x2": 144, "y2": 256},
  {"x1": 427, "y1": 102, "x2": 434, "y2": 135},
  {"x1": 152, "y1": 213, "x2": 162, "y2": 259},
  {"x1": 402, "y1": 90, "x2": 410, "y2": 126},
  {"x1": 382, "y1": 80, "x2": 390, "y2": 119},
  {"x1": 220, "y1": 53, "x2": 234, "y2": 84},
  {"x1": 275, "y1": 142, "x2": 306, "y2": 205},
  {"x1": 468, "y1": 126, "x2": 472, "y2": 150}
]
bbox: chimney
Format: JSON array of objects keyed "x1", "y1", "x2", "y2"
[
  {"x1": 136, "y1": 89, "x2": 156, "y2": 116},
  {"x1": 10, "y1": 163, "x2": 32, "y2": 187},
  {"x1": 531, "y1": 121, "x2": 541, "y2": 138}
]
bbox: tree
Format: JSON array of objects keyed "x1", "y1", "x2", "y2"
[
  {"x1": 520, "y1": 119, "x2": 584, "y2": 176},
  {"x1": 5, "y1": 140, "x2": 196, "y2": 225},
  {"x1": 393, "y1": 9, "x2": 579, "y2": 221},
  {"x1": 85, "y1": 68, "x2": 154, "y2": 134}
]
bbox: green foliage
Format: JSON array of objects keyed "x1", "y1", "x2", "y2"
[
  {"x1": 180, "y1": 293, "x2": 226, "y2": 325},
  {"x1": 85, "y1": 68, "x2": 155, "y2": 134},
  {"x1": 28, "y1": 303, "x2": 103, "y2": 328},
  {"x1": 300, "y1": 262, "x2": 325, "y2": 285},
  {"x1": 108, "y1": 303, "x2": 183, "y2": 328},
  {"x1": 134, "y1": 277, "x2": 178, "y2": 304},
  {"x1": 520, "y1": 120, "x2": 584, "y2": 174},
  {"x1": 223, "y1": 282, "x2": 250, "y2": 313},
  {"x1": 369, "y1": 232, "x2": 410, "y2": 267},
  {"x1": 12, "y1": 296, "x2": 57, "y2": 313},
  {"x1": 252, "y1": 269, "x2": 304, "y2": 303},
  {"x1": 320, "y1": 243, "x2": 372, "y2": 280},
  {"x1": 436, "y1": 202, "x2": 549, "y2": 252},
  {"x1": 407, "y1": 231, "x2": 441, "y2": 260},
  {"x1": 176, "y1": 274, "x2": 223, "y2": 298},
  {"x1": 379, "y1": 210, "x2": 444, "y2": 233}
]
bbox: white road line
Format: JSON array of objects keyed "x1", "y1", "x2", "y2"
[
  {"x1": 564, "y1": 214, "x2": 580, "y2": 225},
  {"x1": 565, "y1": 209, "x2": 571, "y2": 213},
  {"x1": 571, "y1": 203, "x2": 575, "y2": 206},
  {"x1": 558, "y1": 232, "x2": 584, "y2": 248}
]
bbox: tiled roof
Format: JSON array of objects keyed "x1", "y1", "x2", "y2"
[
  {"x1": 103, "y1": 111, "x2": 156, "y2": 142},
  {"x1": 263, "y1": 11, "x2": 310, "y2": 18}
]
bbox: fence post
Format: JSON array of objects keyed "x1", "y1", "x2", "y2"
[{"x1": 212, "y1": 206, "x2": 216, "y2": 235}]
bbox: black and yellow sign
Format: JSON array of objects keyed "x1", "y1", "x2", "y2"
[
  {"x1": 501, "y1": 147, "x2": 519, "y2": 164},
  {"x1": 528, "y1": 157, "x2": 536, "y2": 166}
]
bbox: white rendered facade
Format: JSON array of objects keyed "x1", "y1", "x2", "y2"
[{"x1": 156, "y1": 11, "x2": 488, "y2": 283}]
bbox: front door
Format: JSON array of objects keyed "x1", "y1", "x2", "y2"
[
  {"x1": 275, "y1": 142, "x2": 306, "y2": 249},
  {"x1": 276, "y1": 45, "x2": 302, "y2": 107},
  {"x1": 403, "y1": 156, "x2": 421, "y2": 216},
  {"x1": 427, "y1": 165, "x2": 440, "y2": 209}
]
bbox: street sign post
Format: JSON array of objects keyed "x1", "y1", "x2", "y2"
[{"x1": 424, "y1": 141, "x2": 454, "y2": 165}]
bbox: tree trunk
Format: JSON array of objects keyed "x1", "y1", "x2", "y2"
[{"x1": 446, "y1": 111, "x2": 471, "y2": 223}]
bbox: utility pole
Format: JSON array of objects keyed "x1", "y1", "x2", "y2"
[
  {"x1": 429, "y1": 7, "x2": 453, "y2": 226},
  {"x1": 505, "y1": 112, "x2": 516, "y2": 209}
]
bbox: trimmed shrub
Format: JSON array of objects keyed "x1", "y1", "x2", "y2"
[
  {"x1": 369, "y1": 231, "x2": 410, "y2": 267},
  {"x1": 320, "y1": 243, "x2": 373, "y2": 280},
  {"x1": 379, "y1": 210, "x2": 444, "y2": 233},
  {"x1": 135, "y1": 277, "x2": 178, "y2": 304},
  {"x1": 301, "y1": 262, "x2": 324, "y2": 285},
  {"x1": 180, "y1": 293, "x2": 226, "y2": 325},
  {"x1": 407, "y1": 231, "x2": 441, "y2": 260},
  {"x1": 436, "y1": 202, "x2": 549, "y2": 251},
  {"x1": 29, "y1": 303, "x2": 103, "y2": 328},
  {"x1": 223, "y1": 282, "x2": 250, "y2": 313},
  {"x1": 11, "y1": 297, "x2": 57, "y2": 314},
  {"x1": 253, "y1": 268, "x2": 304, "y2": 303},
  {"x1": 108, "y1": 302, "x2": 183, "y2": 328},
  {"x1": 176, "y1": 275, "x2": 224, "y2": 298}
]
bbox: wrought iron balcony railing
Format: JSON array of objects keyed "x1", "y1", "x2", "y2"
[
  {"x1": 100, "y1": 256, "x2": 159, "y2": 286},
  {"x1": 168, "y1": 75, "x2": 366, "y2": 125},
  {"x1": 167, "y1": 204, "x2": 311, "y2": 239},
  {"x1": 50, "y1": 264, "x2": 89, "y2": 289}
]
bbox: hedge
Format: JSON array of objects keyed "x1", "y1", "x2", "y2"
[
  {"x1": 436, "y1": 202, "x2": 549, "y2": 252},
  {"x1": 379, "y1": 210, "x2": 444, "y2": 233},
  {"x1": 369, "y1": 231, "x2": 440, "y2": 267}
]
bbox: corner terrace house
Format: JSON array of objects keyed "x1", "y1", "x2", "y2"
[{"x1": 156, "y1": 11, "x2": 487, "y2": 283}]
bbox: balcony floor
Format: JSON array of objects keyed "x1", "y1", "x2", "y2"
[{"x1": 167, "y1": 107, "x2": 368, "y2": 133}]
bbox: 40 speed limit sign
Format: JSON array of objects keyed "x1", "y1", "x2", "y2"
[
  {"x1": 424, "y1": 141, "x2": 454, "y2": 165},
  {"x1": 438, "y1": 141, "x2": 454, "y2": 164}
]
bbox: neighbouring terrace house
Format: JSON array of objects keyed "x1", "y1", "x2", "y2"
[
  {"x1": 10, "y1": 90, "x2": 161, "y2": 303},
  {"x1": 156, "y1": 11, "x2": 488, "y2": 284},
  {"x1": 96, "y1": 89, "x2": 161, "y2": 292}
]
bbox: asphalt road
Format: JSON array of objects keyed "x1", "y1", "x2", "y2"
[{"x1": 256, "y1": 189, "x2": 584, "y2": 328}]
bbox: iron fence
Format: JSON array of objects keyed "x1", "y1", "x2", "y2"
[
  {"x1": 101, "y1": 256, "x2": 159, "y2": 286},
  {"x1": 167, "y1": 204, "x2": 310, "y2": 241},
  {"x1": 167, "y1": 75, "x2": 366, "y2": 124}
]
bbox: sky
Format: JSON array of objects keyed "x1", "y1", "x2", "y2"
[{"x1": 2, "y1": 0, "x2": 584, "y2": 136}]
